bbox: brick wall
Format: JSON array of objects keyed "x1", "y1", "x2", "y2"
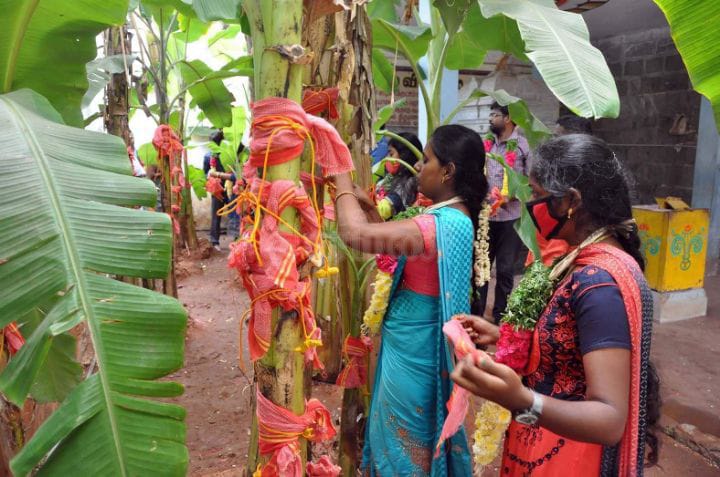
[
  {"x1": 375, "y1": 68, "x2": 420, "y2": 138},
  {"x1": 592, "y1": 27, "x2": 702, "y2": 204}
]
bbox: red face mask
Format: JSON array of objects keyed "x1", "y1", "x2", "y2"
[
  {"x1": 526, "y1": 196, "x2": 567, "y2": 239},
  {"x1": 385, "y1": 161, "x2": 400, "y2": 175}
]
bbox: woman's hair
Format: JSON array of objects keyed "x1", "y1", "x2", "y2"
[
  {"x1": 531, "y1": 134, "x2": 645, "y2": 270},
  {"x1": 531, "y1": 134, "x2": 660, "y2": 465},
  {"x1": 388, "y1": 132, "x2": 423, "y2": 178},
  {"x1": 429, "y1": 125, "x2": 489, "y2": 296}
]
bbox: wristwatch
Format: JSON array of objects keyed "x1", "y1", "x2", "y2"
[{"x1": 513, "y1": 389, "x2": 544, "y2": 425}]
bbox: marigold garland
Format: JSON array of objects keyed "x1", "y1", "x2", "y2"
[
  {"x1": 361, "y1": 265, "x2": 394, "y2": 336},
  {"x1": 472, "y1": 401, "x2": 512, "y2": 468}
]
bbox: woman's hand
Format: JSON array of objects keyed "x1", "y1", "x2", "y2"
[
  {"x1": 454, "y1": 314, "x2": 500, "y2": 347},
  {"x1": 451, "y1": 355, "x2": 533, "y2": 412},
  {"x1": 352, "y1": 184, "x2": 376, "y2": 212}
]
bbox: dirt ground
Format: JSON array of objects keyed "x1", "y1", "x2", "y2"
[{"x1": 170, "y1": 235, "x2": 718, "y2": 476}]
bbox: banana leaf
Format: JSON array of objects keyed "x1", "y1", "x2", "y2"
[
  {"x1": 0, "y1": 0, "x2": 129, "y2": 127},
  {"x1": 653, "y1": 0, "x2": 720, "y2": 131},
  {"x1": 479, "y1": 0, "x2": 619, "y2": 119},
  {"x1": 177, "y1": 59, "x2": 235, "y2": 128},
  {"x1": 0, "y1": 89, "x2": 188, "y2": 476},
  {"x1": 445, "y1": 2, "x2": 527, "y2": 69}
]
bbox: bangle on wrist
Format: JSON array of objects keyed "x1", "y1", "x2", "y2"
[{"x1": 334, "y1": 191, "x2": 357, "y2": 202}]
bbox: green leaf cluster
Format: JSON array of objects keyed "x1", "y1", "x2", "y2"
[
  {"x1": 0, "y1": 89, "x2": 188, "y2": 476},
  {"x1": 501, "y1": 261, "x2": 554, "y2": 330}
]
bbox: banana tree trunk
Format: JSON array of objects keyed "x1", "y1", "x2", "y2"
[
  {"x1": 334, "y1": 7, "x2": 376, "y2": 474},
  {"x1": 177, "y1": 92, "x2": 198, "y2": 251},
  {"x1": 103, "y1": 25, "x2": 132, "y2": 146},
  {"x1": 302, "y1": 3, "x2": 376, "y2": 470},
  {"x1": 244, "y1": 0, "x2": 309, "y2": 472}
]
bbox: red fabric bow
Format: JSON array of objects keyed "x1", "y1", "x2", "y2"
[
  {"x1": 228, "y1": 179, "x2": 323, "y2": 368},
  {"x1": 302, "y1": 87, "x2": 340, "y2": 120},
  {"x1": 306, "y1": 455, "x2": 341, "y2": 477},
  {"x1": 248, "y1": 97, "x2": 353, "y2": 177},
  {"x1": 255, "y1": 388, "x2": 337, "y2": 477},
  {"x1": 335, "y1": 335, "x2": 373, "y2": 388}
]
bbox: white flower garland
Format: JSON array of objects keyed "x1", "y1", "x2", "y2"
[{"x1": 474, "y1": 202, "x2": 491, "y2": 288}]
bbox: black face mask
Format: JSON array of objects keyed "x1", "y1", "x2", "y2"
[{"x1": 526, "y1": 195, "x2": 567, "y2": 240}]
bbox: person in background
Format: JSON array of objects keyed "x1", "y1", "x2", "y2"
[
  {"x1": 555, "y1": 114, "x2": 593, "y2": 136},
  {"x1": 204, "y1": 130, "x2": 233, "y2": 252},
  {"x1": 375, "y1": 132, "x2": 422, "y2": 220},
  {"x1": 452, "y1": 135, "x2": 660, "y2": 477},
  {"x1": 370, "y1": 124, "x2": 390, "y2": 166},
  {"x1": 474, "y1": 101, "x2": 531, "y2": 322}
]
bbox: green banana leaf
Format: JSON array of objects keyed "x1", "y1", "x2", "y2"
[
  {"x1": 479, "y1": 0, "x2": 619, "y2": 119},
  {"x1": 0, "y1": 0, "x2": 128, "y2": 127},
  {"x1": 483, "y1": 89, "x2": 552, "y2": 147},
  {"x1": 0, "y1": 89, "x2": 188, "y2": 476},
  {"x1": 433, "y1": 0, "x2": 473, "y2": 36},
  {"x1": 653, "y1": 0, "x2": 720, "y2": 131},
  {"x1": 191, "y1": 0, "x2": 242, "y2": 21},
  {"x1": 83, "y1": 54, "x2": 136, "y2": 109},
  {"x1": 187, "y1": 164, "x2": 208, "y2": 199},
  {"x1": 374, "y1": 98, "x2": 408, "y2": 132},
  {"x1": 178, "y1": 13, "x2": 211, "y2": 42},
  {"x1": 372, "y1": 48, "x2": 397, "y2": 94},
  {"x1": 446, "y1": 2, "x2": 527, "y2": 69},
  {"x1": 486, "y1": 152, "x2": 540, "y2": 259},
  {"x1": 177, "y1": 59, "x2": 235, "y2": 128},
  {"x1": 367, "y1": 0, "x2": 402, "y2": 22},
  {"x1": 372, "y1": 19, "x2": 433, "y2": 66}
]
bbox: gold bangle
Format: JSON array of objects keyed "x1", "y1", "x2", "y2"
[{"x1": 334, "y1": 191, "x2": 357, "y2": 202}]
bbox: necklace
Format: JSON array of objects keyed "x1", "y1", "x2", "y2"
[
  {"x1": 548, "y1": 226, "x2": 611, "y2": 282},
  {"x1": 424, "y1": 196, "x2": 464, "y2": 213}
]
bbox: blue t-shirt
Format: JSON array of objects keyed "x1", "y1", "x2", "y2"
[{"x1": 525, "y1": 265, "x2": 631, "y2": 401}]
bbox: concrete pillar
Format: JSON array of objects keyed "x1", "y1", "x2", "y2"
[
  {"x1": 691, "y1": 98, "x2": 720, "y2": 275},
  {"x1": 417, "y1": 0, "x2": 458, "y2": 142}
]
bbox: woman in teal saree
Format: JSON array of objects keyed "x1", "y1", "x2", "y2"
[{"x1": 333, "y1": 125, "x2": 489, "y2": 476}]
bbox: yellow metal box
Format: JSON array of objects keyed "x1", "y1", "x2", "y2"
[{"x1": 632, "y1": 205, "x2": 709, "y2": 291}]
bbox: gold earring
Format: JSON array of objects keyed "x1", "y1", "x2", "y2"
[
  {"x1": 441, "y1": 176, "x2": 447, "y2": 184},
  {"x1": 567, "y1": 208, "x2": 574, "y2": 219}
]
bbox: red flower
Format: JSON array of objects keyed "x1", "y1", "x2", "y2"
[
  {"x1": 505, "y1": 150, "x2": 517, "y2": 168},
  {"x1": 375, "y1": 254, "x2": 398, "y2": 274},
  {"x1": 483, "y1": 139, "x2": 494, "y2": 153},
  {"x1": 684, "y1": 224, "x2": 693, "y2": 233},
  {"x1": 494, "y1": 323, "x2": 533, "y2": 372}
]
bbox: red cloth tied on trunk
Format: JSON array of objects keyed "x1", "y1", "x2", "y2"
[
  {"x1": 152, "y1": 125, "x2": 186, "y2": 234},
  {"x1": 306, "y1": 455, "x2": 341, "y2": 477},
  {"x1": 302, "y1": 87, "x2": 339, "y2": 120},
  {"x1": 228, "y1": 178, "x2": 324, "y2": 367},
  {"x1": 335, "y1": 335, "x2": 373, "y2": 388},
  {"x1": 255, "y1": 388, "x2": 337, "y2": 477},
  {"x1": 435, "y1": 319, "x2": 489, "y2": 457},
  {"x1": 248, "y1": 97, "x2": 353, "y2": 177}
]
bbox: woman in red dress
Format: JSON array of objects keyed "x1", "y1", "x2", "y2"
[{"x1": 452, "y1": 135, "x2": 660, "y2": 476}]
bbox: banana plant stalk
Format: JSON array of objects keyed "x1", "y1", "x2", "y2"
[{"x1": 243, "y1": 0, "x2": 309, "y2": 472}]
